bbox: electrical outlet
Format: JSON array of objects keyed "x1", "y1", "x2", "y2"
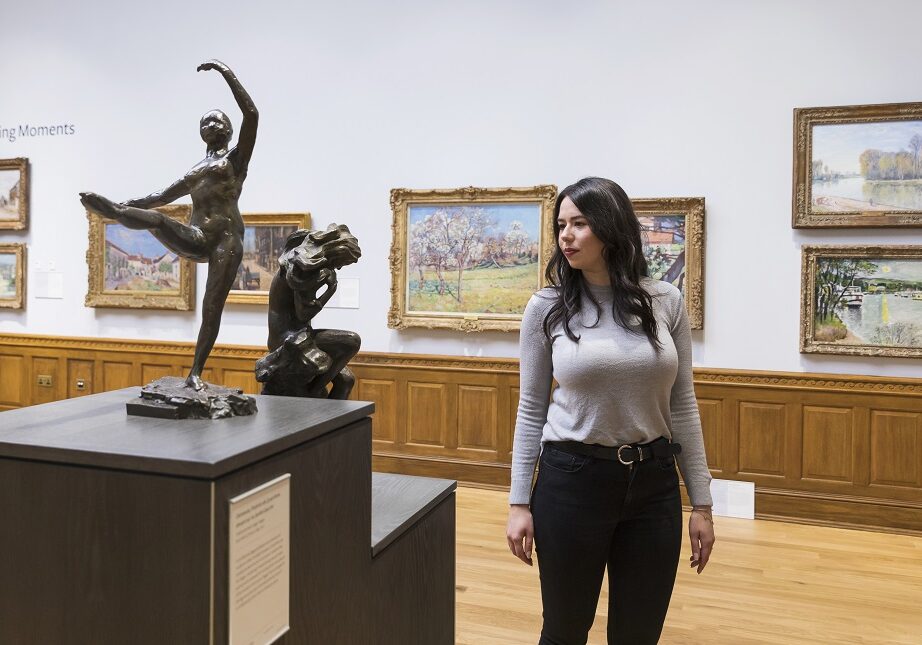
[{"x1": 37, "y1": 375, "x2": 53, "y2": 387}]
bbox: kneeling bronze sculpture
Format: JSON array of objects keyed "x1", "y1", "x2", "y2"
[{"x1": 256, "y1": 224, "x2": 362, "y2": 399}]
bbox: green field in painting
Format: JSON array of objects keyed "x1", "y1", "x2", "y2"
[{"x1": 408, "y1": 263, "x2": 538, "y2": 314}]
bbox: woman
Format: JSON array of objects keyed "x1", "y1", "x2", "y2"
[
  {"x1": 506, "y1": 177, "x2": 715, "y2": 644},
  {"x1": 80, "y1": 59, "x2": 257, "y2": 391}
]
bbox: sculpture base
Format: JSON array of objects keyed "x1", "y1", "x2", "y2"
[{"x1": 127, "y1": 376, "x2": 258, "y2": 420}]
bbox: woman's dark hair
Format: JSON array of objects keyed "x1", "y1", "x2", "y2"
[{"x1": 542, "y1": 177, "x2": 661, "y2": 348}]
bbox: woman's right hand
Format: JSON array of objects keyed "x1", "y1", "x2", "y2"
[{"x1": 506, "y1": 504, "x2": 534, "y2": 566}]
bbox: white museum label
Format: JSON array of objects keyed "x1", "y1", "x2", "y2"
[
  {"x1": 325, "y1": 277, "x2": 360, "y2": 309},
  {"x1": 710, "y1": 478, "x2": 755, "y2": 519},
  {"x1": 228, "y1": 474, "x2": 291, "y2": 645},
  {"x1": 33, "y1": 271, "x2": 64, "y2": 299}
]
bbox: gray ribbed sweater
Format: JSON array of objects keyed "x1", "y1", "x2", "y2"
[{"x1": 509, "y1": 279, "x2": 713, "y2": 507}]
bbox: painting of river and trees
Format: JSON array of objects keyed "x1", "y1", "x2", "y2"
[
  {"x1": 802, "y1": 246, "x2": 922, "y2": 358},
  {"x1": 388, "y1": 185, "x2": 557, "y2": 332},
  {"x1": 794, "y1": 102, "x2": 922, "y2": 227}
]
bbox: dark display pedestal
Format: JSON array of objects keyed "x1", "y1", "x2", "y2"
[{"x1": 0, "y1": 388, "x2": 455, "y2": 644}]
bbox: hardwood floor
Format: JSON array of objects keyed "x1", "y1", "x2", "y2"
[{"x1": 455, "y1": 486, "x2": 922, "y2": 645}]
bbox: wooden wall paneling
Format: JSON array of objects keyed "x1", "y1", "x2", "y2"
[
  {"x1": 0, "y1": 354, "x2": 25, "y2": 408},
  {"x1": 801, "y1": 405, "x2": 855, "y2": 483},
  {"x1": 100, "y1": 361, "x2": 138, "y2": 392},
  {"x1": 786, "y1": 401, "x2": 803, "y2": 483},
  {"x1": 31, "y1": 356, "x2": 61, "y2": 405},
  {"x1": 869, "y1": 410, "x2": 921, "y2": 488},
  {"x1": 406, "y1": 382, "x2": 449, "y2": 450},
  {"x1": 216, "y1": 368, "x2": 258, "y2": 395},
  {"x1": 505, "y1": 386, "x2": 520, "y2": 462},
  {"x1": 737, "y1": 400, "x2": 787, "y2": 479},
  {"x1": 140, "y1": 363, "x2": 177, "y2": 384},
  {"x1": 3, "y1": 334, "x2": 922, "y2": 533},
  {"x1": 356, "y1": 374, "x2": 398, "y2": 444},
  {"x1": 697, "y1": 398, "x2": 723, "y2": 473},
  {"x1": 853, "y1": 406, "x2": 872, "y2": 488},
  {"x1": 456, "y1": 383, "x2": 498, "y2": 456},
  {"x1": 67, "y1": 359, "x2": 94, "y2": 398}
]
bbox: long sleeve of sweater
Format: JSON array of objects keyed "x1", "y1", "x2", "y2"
[{"x1": 509, "y1": 294, "x2": 554, "y2": 505}]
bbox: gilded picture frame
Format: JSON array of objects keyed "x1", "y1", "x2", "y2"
[
  {"x1": 388, "y1": 185, "x2": 557, "y2": 332},
  {"x1": 0, "y1": 157, "x2": 29, "y2": 231},
  {"x1": 226, "y1": 212, "x2": 312, "y2": 305},
  {"x1": 793, "y1": 102, "x2": 922, "y2": 228},
  {"x1": 632, "y1": 197, "x2": 706, "y2": 330},
  {"x1": 85, "y1": 205, "x2": 195, "y2": 310},
  {"x1": 801, "y1": 245, "x2": 922, "y2": 358},
  {"x1": 0, "y1": 243, "x2": 25, "y2": 309}
]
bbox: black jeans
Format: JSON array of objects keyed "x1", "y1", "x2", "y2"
[{"x1": 530, "y1": 439, "x2": 683, "y2": 645}]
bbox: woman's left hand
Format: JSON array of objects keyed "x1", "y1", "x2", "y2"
[{"x1": 688, "y1": 507, "x2": 715, "y2": 574}]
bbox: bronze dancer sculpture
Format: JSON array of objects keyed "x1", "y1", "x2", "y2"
[
  {"x1": 256, "y1": 224, "x2": 362, "y2": 399},
  {"x1": 80, "y1": 60, "x2": 257, "y2": 393}
]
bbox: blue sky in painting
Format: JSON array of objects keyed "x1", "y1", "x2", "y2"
[
  {"x1": 864, "y1": 259, "x2": 922, "y2": 281},
  {"x1": 409, "y1": 203, "x2": 541, "y2": 239},
  {"x1": 0, "y1": 254, "x2": 14, "y2": 267},
  {"x1": 106, "y1": 223, "x2": 170, "y2": 258},
  {"x1": 813, "y1": 121, "x2": 922, "y2": 174}
]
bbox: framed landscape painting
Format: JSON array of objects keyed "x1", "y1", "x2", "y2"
[
  {"x1": 793, "y1": 102, "x2": 922, "y2": 227},
  {"x1": 227, "y1": 212, "x2": 312, "y2": 305},
  {"x1": 0, "y1": 243, "x2": 25, "y2": 309},
  {"x1": 388, "y1": 185, "x2": 557, "y2": 332},
  {"x1": 633, "y1": 197, "x2": 706, "y2": 329},
  {"x1": 85, "y1": 205, "x2": 195, "y2": 310},
  {"x1": 801, "y1": 245, "x2": 922, "y2": 358},
  {"x1": 0, "y1": 158, "x2": 28, "y2": 230}
]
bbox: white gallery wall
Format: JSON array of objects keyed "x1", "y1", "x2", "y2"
[{"x1": 1, "y1": 0, "x2": 920, "y2": 378}]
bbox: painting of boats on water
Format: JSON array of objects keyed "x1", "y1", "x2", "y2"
[
  {"x1": 388, "y1": 185, "x2": 557, "y2": 332},
  {"x1": 801, "y1": 246, "x2": 922, "y2": 358},
  {"x1": 633, "y1": 197, "x2": 705, "y2": 329},
  {"x1": 793, "y1": 102, "x2": 922, "y2": 227}
]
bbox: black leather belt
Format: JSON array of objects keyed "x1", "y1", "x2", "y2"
[{"x1": 547, "y1": 437, "x2": 681, "y2": 465}]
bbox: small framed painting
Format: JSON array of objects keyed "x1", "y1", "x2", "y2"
[
  {"x1": 226, "y1": 212, "x2": 312, "y2": 305},
  {"x1": 0, "y1": 158, "x2": 29, "y2": 230},
  {"x1": 388, "y1": 185, "x2": 557, "y2": 332},
  {"x1": 801, "y1": 245, "x2": 922, "y2": 358},
  {"x1": 793, "y1": 102, "x2": 922, "y2": 228},
  {"x1": 0, "y1": 243, "x2": 25, "y2": 309},
  {"x1": 85, "y1": 205, "x2": 195, "y2": 310},
  {"x1": 633, "y1": 197, "x2": 706, "y2": 329}
]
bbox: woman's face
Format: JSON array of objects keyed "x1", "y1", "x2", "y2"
[{"x1": 557, "y1": 196, "x2": 607, "y2": 277}]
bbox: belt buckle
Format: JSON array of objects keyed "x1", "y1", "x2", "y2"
[{"x1": 617, "y1": 444, "x2": 634, "y2": 466}]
